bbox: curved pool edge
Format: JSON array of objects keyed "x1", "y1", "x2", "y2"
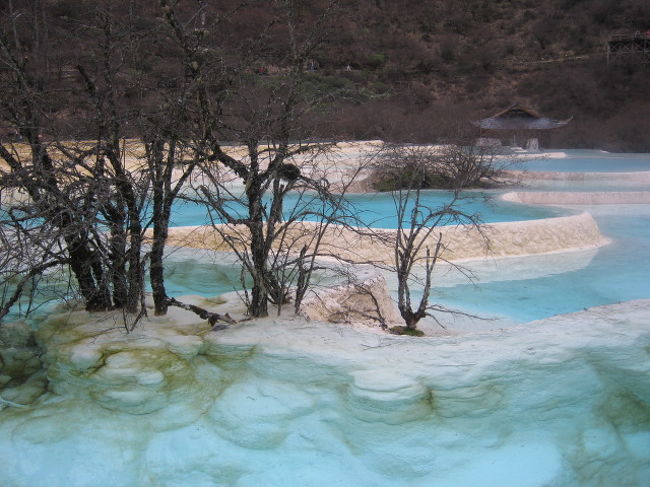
[
  {"x1": 160, "y1": 210, "x2": 609, "y2": 265},
  {"x1": 501, "y1": 190, "x2": 650, "y2": 205},
  {"x1": 504, "y1": 169, "x2": 650, "y2": 181},
  {"x1": 2, "y1": 288, "x2": 648, "y2": 487}
]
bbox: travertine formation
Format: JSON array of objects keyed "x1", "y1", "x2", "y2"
[
  {"x1": 0, "y1": 298, "x2": 648, "y2": 486},
  {"x1": 298, "y1": 273, "x2": 403, "y2": 327},
  {"x1": 0, "y1": 322, "x2": 44, "y2": 410},
  {"x1": 502, "y1": 191, "x2": 650, "y2": 205},
  {"x1": 2, "y1": 143, "x2": 648, "y2": 486},
  {"x1": 161, "y1": 210, "x2": 608, "y2": 265},
  {"x1": 504, "y1": 169, "x2": 650, "y2": 183}
]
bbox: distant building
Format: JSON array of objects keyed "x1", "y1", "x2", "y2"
[
  {"x1": 471, "y1": 103, "x2": 572, "y2": 151},
  {"x1": 607, "y1": 32, "x2": 650, "y2": 65}
]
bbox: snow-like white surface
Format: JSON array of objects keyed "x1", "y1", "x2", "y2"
[
  {"x1": 502, "y1": 190, "x2": 650, "y2": 205},
  {"x1": 509, "y1": 169, "x2": 650, "y2": 182},
  {"x1": 161, "y1": 210, "x2": 609, "y2": 265},
  {"x1": 2, "y1": 143, "x2": 649, "y2": 486},
  {"x1": 1, "y1": 297, "x2": 649, "y2": 487}
]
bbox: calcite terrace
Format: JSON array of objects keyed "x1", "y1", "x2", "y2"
[{"x1": 0, "y1": 296, "x2": 648, "y2": 487}]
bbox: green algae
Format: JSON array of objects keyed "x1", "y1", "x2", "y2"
[
  {"x1": 388, "y1": 326, "x2": 425, "y2": 337},
  {"x1": 0, "y1": 322, "x2": 46, "y2": 406},
  {"x1": 1, "y1": 299, "x2": 648, "y2": 486},
  {"x1": 598, "y1": 389, "x2": 650, "y2": 431}
]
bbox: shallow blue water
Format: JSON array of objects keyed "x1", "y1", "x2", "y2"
[
  {"x1": 7, "y1": 190, "x2": 563, "y2": 323},
  {"x1": 167, "y1": 202, "x2": 650, "y2": 324},
  {"x1": 170, "y1": 190, "x2": 567, "y2": 229},
  {"x1": 162, "y1": 251, "x2": 248, "y2": 298},
  {"x1": 164, "y1": 169, "x2": 650, "y2": 322},
  {"x1": 3, "y1": 152, "x2": 650, "y2": 487},
  {"x1": 430, "y1": 205, "x2": 650, "y2": 322},
  {"x1": 166, "y1": 189, "x2": 650, "y2": 324},
  {"x1": 520, "y1": 149, "x2": 650, "y2": 172}
]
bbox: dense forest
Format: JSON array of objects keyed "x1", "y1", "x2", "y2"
[{"x1": 1, "y1": 0, "x2": 649, "y2": 150}]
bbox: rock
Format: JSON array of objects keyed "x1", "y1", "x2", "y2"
[
  {"x1": 346, "y1": 369, "x2": 431, "y2": 424},
  {"x1": 299, "y1": 274, "x2": 403, "y2": 328},
  {"x1": 164, "y1": 334, "x2": 205, "y2": 359},
  {"x1": 0, "y1": 371, "x2": 47, "y2": 406},
  {"x1": 93, "y1": 387, "x2": 161, "y2": 411},
  {"x1": 68, "y1": 343, "x2": 103, "y2": 371},
  {"x1": 136, "y1": 369, "x2": 165, "y2": 386},
  {"x1": 208, "y1": 379, "x2": 315, "y2": 449}
]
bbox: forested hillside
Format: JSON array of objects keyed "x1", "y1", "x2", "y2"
[
  {"x1": 313, "y1": 0, "x2": 650, "y2": 150},
  {"x1": 2, "y1": 0, "x2": 649, "y2": 150}
]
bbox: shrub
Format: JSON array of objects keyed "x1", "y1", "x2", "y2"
[{"x1": 370, "y1": 143, "x2": 506, "y2": 192}]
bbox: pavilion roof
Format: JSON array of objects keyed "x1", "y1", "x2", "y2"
[{"x1": 471, "y1": 103, "x2": 572, "y2": 130}]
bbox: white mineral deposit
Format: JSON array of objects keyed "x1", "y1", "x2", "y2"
[{"x1": 1, "y1": 146, "x2": 649, "y2": 487}]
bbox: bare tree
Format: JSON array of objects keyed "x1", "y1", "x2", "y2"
[
  {"x1": 0, "y1": 2, "x2": 198, "y2": 322},
  {"x1": 432, "y1": 141, "x2": 519, "y2": 188},
  {"x1": 0, "y1": 2, "x2": 144, "y2": 317},
  {"x1": 368, "y1": 143, "x2": 484, "y2": 334},
  {"x1": 195, "y1": 146, "x2": 365, "y2": 318},
  {"x1": 0, "y1": 193, "x2": 65, "y2": 322},
  {"x1": 161, "y1": 0, "x2": 347, "y2": 318},
  {"x1": 0, "y1": 0, "x2": 352, "y2": 326}
]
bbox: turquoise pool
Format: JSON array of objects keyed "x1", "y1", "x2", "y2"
[
  {"x1": 169, "y1": 190, "x2": 568, "y2": 229},
  {"x1": 163, "y1": 201, "x2": 650, "y2": 325},
  {"x1": 2, "y1": 151, "x2": 649, "y2": 487},
  {"x1": 427, "y1": 204, "x2": 650, "y2": 322},
  {"x1": 519, "y1": 149, "x2": 650, "y2": 173},
  {"x1": 165, "y1": 183, "x2": 650, "y2": 324}
]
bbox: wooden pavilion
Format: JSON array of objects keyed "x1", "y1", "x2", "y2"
[{"x1": 471, "y1": 103, "x2": 572, "y2": 150}]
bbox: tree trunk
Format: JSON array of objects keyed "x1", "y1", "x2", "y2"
[
  {"x1": 150, "y1": 201, "x2": 170, "y2": 316},
  {"x1": 247, "y1": 178, "x2": 269, "y2": 317},
  {"x1": 109, "y1": 222, "x2": 128, "y2": 308},
  {"x1": 66, "y1": 238, "x2": 112, "y2": 311},
  {"x1": 125, "y1": 215, "x2": 144, "y2": 314}
]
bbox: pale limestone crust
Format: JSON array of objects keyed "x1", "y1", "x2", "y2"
[
  {"x1": 298, "y1": 274, "x2": 403, "y2": 327},
  {"x1": 506, "y1": 169, "x2": 650, "y2": 182},
  {"x1": 502, "y1": 191, "x2": 650, "y2": 205},
  {"x1": 161, "y1": 210, "x2": 609, "y2": 266},
  {"x1": 208, "y1": 379, "x2": 315, "y2": 449},
  {"x1": 27, "y1": 298, "x2": 649, "y2": 424},
  {"x1": 347, "y1": 369, "x2": 431, "y2": 424},
  {"x1": 29, "y1": 307, "x2": 215, "y2": 415},
  {"x1": 0, "y1": 299, "x2": 648, "y2": 487}
]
